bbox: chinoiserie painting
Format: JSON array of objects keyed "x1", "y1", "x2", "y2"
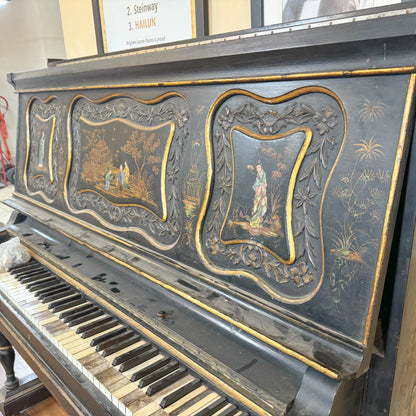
[
  {"x1": 78, "y1": 117, "x2": 173, "y2": 216},
  {"x1": 198, "y1": 87, "x2": 346, "y2": 304},
  {"x1": 66, "y1": 94, "x2": 190, "y2": 249}
]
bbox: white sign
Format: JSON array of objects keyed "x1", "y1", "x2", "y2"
[{"x1": 99, "y1": 0, "x2": 195, "y2": 53}]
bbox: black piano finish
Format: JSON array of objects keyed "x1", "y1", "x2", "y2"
[{"x1": 2, "y1": 5, "x2": 416, "y2": 416}]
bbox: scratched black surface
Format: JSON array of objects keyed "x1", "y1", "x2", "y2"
[{"x1": 16, "y1": 74, "x2": 411, "y2": 346}]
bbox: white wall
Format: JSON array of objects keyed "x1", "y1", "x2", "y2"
[{"x1": 0, "y1": 0, "x2": 65, "y2": 161}]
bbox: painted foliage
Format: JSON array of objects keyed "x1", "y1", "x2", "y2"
[
  {"x1": 66, "y1": 94, "x2": 190, "y2": 249},
  {"x1": 329, "y1": 100, "x2": 390, "y2": 304},
  {"x1": 198, "y1": 87, "x2": 346, "y2": 303}
]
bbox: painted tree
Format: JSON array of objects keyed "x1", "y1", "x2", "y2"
[
  {"x1": 81, "y1": 127, "x2": 111, "y2": 184},
  {"x1": 120, "y1": 130, "x2": 161, "y2": 202}
]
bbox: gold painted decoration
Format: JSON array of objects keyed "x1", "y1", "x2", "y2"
[
  {"x1": 25, "y1": 96, "x2": 61, "y2": 202},
  {"x1": 197, "y1": 87, "x2": 347, "y2": 303},
  {"x1": 66, "y1": 93, "x2": 190, "y2": 250}
]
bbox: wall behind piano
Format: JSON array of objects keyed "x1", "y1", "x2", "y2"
[{"x1": 0, "y1": 0, "x2": 65, "y2": 161}]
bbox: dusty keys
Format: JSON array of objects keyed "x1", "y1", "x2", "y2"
[{"x1": 0, "y1": 261, "x2": 247, "y2": 416}]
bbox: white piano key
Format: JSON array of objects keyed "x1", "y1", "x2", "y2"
[
  {"x1": 119, "y1": 401, "x2": 127, "y2": 415},
  {"x1": 0, "y1": 263, "x2": 241, "y2": 416},
  {"x1": 164, "y1": 385, "x2": 208, "y2": 414}
]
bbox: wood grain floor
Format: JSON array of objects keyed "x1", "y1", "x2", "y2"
[
  {"x1": 0, "y1": 347, "x2": 68, "y2": 415},
  {"x1": 20, "y1": 397, "x2": 69, "y2": 416}
]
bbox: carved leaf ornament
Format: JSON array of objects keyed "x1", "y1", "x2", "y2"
[
  {"x1": 197, "y1": 88, "x2": 346, "y2": 304},
  {"x1": 26, "y1": 96, "x2": 61, "y2": 202},
  {"x1": 66, "y1": 93, "x2": 190, "y2": 250}
]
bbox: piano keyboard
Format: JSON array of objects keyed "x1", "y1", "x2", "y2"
[{"x1": 0, "y1": 260, "x2": 248, "y2": 416}]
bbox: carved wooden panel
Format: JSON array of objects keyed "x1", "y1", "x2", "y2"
[
  {"x1": 25, "y1": 96, "x2": 62, "y2": 202},
  {"x1": 18, "y1": 74, "x2": 413, "y2": 344},
  {"x1": 197, "y1": 87, "x2": 346, "y2": 303},
  {"x1": 66, "y1": 93, "x2": 190, "y2": 250}
]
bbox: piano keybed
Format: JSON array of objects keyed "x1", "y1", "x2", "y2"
[{"x1": 0, "y1": 259, "x2": 248, "y2": 416}]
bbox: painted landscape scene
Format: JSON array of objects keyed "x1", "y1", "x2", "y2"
[{"x1": 78, "y1": 117, "x2": 172, "y2": 214}]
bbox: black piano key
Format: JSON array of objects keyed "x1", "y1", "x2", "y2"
[
  {"x1": 102, "y1": 334, "x2": 142, "y2": 357},
  {"x1": 160, "y1": 379, "x2": 202, "y2": 409},
  {"x1": 112, "y1": 342, "x2": 151, "y2": 366},
  {"x1": 28, "y1": 279, "x2": 60, "y2": 294},
  {"x1": 35, "y1": 281, "x2": 67, "y2": 294},
  {"x1": 80, "y1": 318, "x2": 119, "y2": 339},
  {"x1": 95, "y1": 330, "x2": 135, "y2": 352},
  {"x1": 38, "y1": 285, "x2": 71, "y2": 301},
  {"x1": 20, "y1": 271, "x2": 52, "y2": 284},
  {"x1": 51, "y1": 295, "x2": 85, "y2": 313},
  {"x1": 192, "y1": 397, "x2": 228, "y2": 416},
  {"x1": 139, "y1": 360, "x2": 179, "y2": 388},
  {"x1": 20, "y1": 273, "x2": 51, "y2": 286},
  {"x1": 53, "y1": 298, "x2": 87, "y2": 314},
  {"x1": 42, "y1": 285, "x2": 78, "y2": 303},
  {"x1": 13, "y1": 263, "x2": 47, "y2": 277},
  {"x1": 27, "y1": 277, "x2": 58, "y2": 292},
  {"x1": 41, "y1": 288, "x2": 75, "y2": 304},
  {"x1": 146, "y1": 367, "x2": 187, "y2": 396},
  {"x1": 66, "y1": 308, "x2": 104, "y2": 328},
  {"x1": 76, "y1": 315, "x2": 113, "y2": 334},
  {"x1": 59, "y1": 303, "x2": 96, "y2": 320},
  {"x1": 212, "y1": 404, "x2": 238, "y2": 416},
  {"x1": 66, "y1": 308, "x2": 102, "y2": 326},
  {"x1": 90, "y1": 327, "x2": 127, "y2": 347},
  {"x1": 34, "y1": 282, "x2": 67, "y2": 298},
  {"x1": 119, "y1": 346, "x2": 159, "y2": 372},
  {"x1": 15, "y1": 267, "x2": 45, "y2": 280},
  {"x1": 48, "y1": 294, "x2": 82, "y2": 310},
  {"x1": 130, "y1": 356, "x2": 171, "y2": 382},
  {"x1": 9, "y1": 259, "x2": 37, "y2": 273}
]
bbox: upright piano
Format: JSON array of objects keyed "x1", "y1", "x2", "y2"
[{"x1": 1, "y1": 4, "x2": 416, "y2": 415}]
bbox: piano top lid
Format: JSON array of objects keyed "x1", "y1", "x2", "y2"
[{"x1": 7, "y1": 2, "x2": 416, "y2": 92}]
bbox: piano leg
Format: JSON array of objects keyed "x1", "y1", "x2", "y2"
[
  {"x1": 0, "y1": 331, "x2": 19, "y2": 391},
  {"x1": 0, "y1": 330, "x2": 50, "y2": 416}
]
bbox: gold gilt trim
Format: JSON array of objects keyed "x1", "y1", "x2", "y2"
[
  {"x1": 221, "y1": 126, "x2": 313, "y2": 265},
  {"x1": 98, "y1": 0, "x2": 109, "y2": 54},
  {"x1": 16, "y1": 66, "x2": 415, "y2": 94},
  {"x1": 363, "y1": 73, "x2": 416, "y2": 345},
  {"x1": 0, "y1": 345, "x2": 12, "y2": 352},
  {"x1": 191, "y1": 0, "x2": 197, "y2": 38},
  {"x1": 65, "y1": 92, "x2": 187, "y2": 251},
  {"x1": 36, "y1": 113, "x2": 56, "y2": 185},
  {"x1": 76, "y1": 117, "x2": 175, "y2": 221},
  {"x1": 13, "y1": 190, "x2": 340, "y2": 380},
  {"x1": 24, "y1": 96, "x2": 57, "y2": 204},
  {"x1": 15, "y1": 72, "x2": 413, "y2": 376},
  {"x1": 24, "y1": 248, "x2": 276, "y2": 416},
  {"x1": 196, "y1": 86, "x2": 347, "y2": 304}
]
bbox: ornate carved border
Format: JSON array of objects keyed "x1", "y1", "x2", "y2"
[
  {"x1": 196, "y1": 87, "x2": 347, "y2": 304},
  {"x1": 25, "y1": 96, "x2": 61, "y2": 203},
  {"x1": 65, "y1": 92, "x2": 190, "y2": 250}
]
